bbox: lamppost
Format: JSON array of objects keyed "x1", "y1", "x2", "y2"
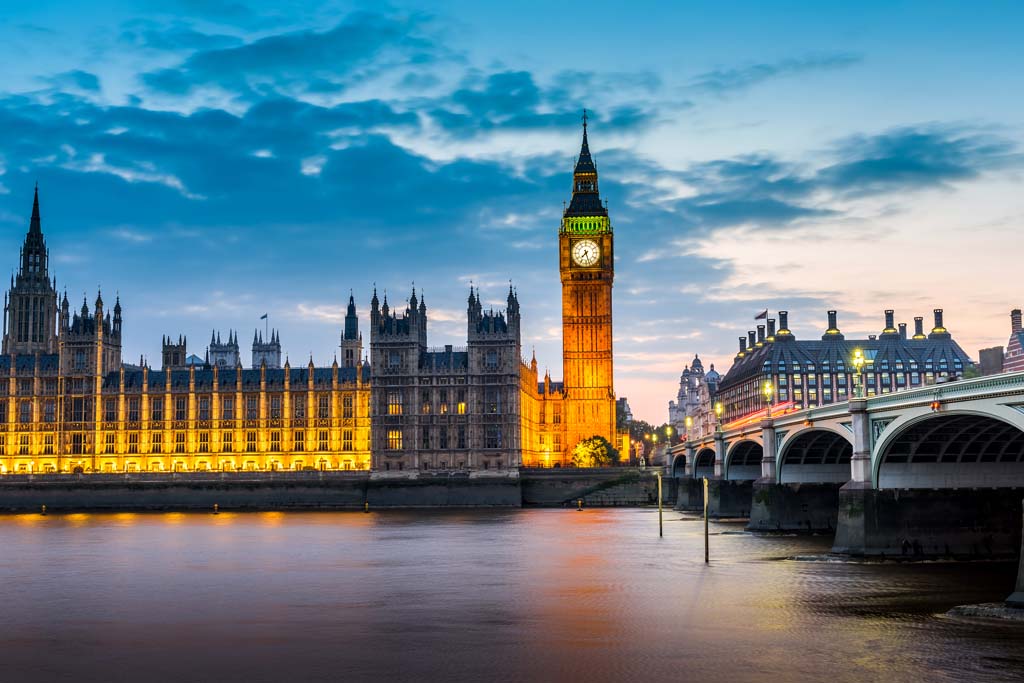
[
  {"x1": 714, "y1": 401, "x2": 724, "y2": 429},
  {"x1": 763, "y1": 380, "x2": 774, "y2": 417},
  {"x1": 685, "y1": 415, "x2": 693, "y2": 440},
  {"x1": 852, "y1": 348, "x2": 865, "y2": 399}
]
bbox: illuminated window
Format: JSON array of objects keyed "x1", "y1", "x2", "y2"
[
  {"x1": 43, "y1": 434, "x2": 54, "y2": 455},
  {"x1": 343, "y1": 395, "x2": 353, "y2": 418},
  {"x1": 387, "y1": 391, "x2": 403, "y2": 415},
  {"x1": 439, "y1": 390, "x2": 449, "y2": 414},
  {"x1": 270, "y1": 431, "x2": 281, "y2": 452},
  {"x1": 485, "y1": 388, "x2": 501, "y2": 414},
  {"x1": 343, "y1": 429, "x2": 353, "y2": 451},
  {"x1": 246, "y1": 431, "x2": 257, "y2": 452},
  {"x1": 223, "y1": 432, "x2": 233, "y2": 452},
  {"x1": 421, "y1": 390, "x2": 431, "y2": 414},
  {"x1": 199, "y1": 432, "x2": 210, "y2": 453},
  {"x1": 485, "y1": 426, "x2": 502, "y2": 449},
  {"x1": 175, "y1": 432, "x2": 186, "y2": 453},
  {"x1": 18, "y1": 434, "x2": 29, "y2": 455},
  {"x1": 294, "y1": 430, "x2": 304, "y2": 451},
  {"x1": 387, "y1": 429, "x2": 402, "y2": 450},
  {"x1": 128, "y1": 433, "x2": 139, "y2": 454},
  {"x1": 318, "y1": 430, "x2": 328, "y2": 451},
  {"x1": 152, "y1": 432, "x2": 163, "y2": 453},
  {"x1": 103, "y1": 433, "x2": 115, "y2": 454}
]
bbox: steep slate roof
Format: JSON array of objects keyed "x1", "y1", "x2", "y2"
[{"x1": 718, "y1": 329, "x2": 973, "y2": 393}]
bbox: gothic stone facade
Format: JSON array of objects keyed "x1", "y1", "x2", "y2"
[{"x1": 1, "y1": 124, "x2": 620, "y2": 474}]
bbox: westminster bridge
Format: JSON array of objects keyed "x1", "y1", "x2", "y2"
[{"x1": 670, "y1": 371, "x2": 1024, "y2": 560}]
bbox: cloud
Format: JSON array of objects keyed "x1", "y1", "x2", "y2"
[
  {"x1": 425, "y1": 70, "x2": 661, "y2": 139},
  {"x1": 141, "y1": 12, "x2": 440, "y2": 97},
  {"x1": 690, "y1": 52, "x2": 861, "y2": 94},
  {"x1": 46, "y1": 70, "x2": 101, "y2": 92},
  {"x1": 119, "y1": 21, "x2": 244, "y2": 52},
  {"x1": 817, "y1": 125, "x2": 1023, "y2": 195}
]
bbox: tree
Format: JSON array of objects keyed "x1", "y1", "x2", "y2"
[{"x1": 571, "y1": 435, "x2": 621, "y2": 467}]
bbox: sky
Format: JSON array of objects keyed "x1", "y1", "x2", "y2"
[{"x1": 0, "y1": 1, "x2": 1022, "y2": 424}]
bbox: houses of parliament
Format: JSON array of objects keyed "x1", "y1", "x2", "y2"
[{"x1": 0, "y1": 124, "x2": 624, "y2": 475}]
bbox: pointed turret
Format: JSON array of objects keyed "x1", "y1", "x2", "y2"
[
  {"x1": 564, "y1": 110, "x2": 607, "y2": 218},
  {"x1": 29, "y1": 183, "x2": 41, "y2": 235}
]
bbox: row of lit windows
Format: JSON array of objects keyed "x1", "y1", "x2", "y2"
[
  {"x1": 0, "y1": 394, "x2": 359, "y2": 423},
  {"x1": 1, "y1": 460, "x2": 366, "y2": 475},
  {"x1": 384, "y1": 425, "x2": 503, "y2": 450},
  {"x1": 763, "y1": 358, "x2": 963, "y2": 373},
  {"x1": 0, "y1": 430, "x2": 360, "y2": 456}
]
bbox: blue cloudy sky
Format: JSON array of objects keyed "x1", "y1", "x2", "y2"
[{"x1": 1, "y1": 1, "x2": 1022, "y2": 422}]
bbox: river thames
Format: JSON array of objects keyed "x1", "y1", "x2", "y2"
[{"x1": 0, "y1": 509, "x2": 1021, "y2": 682}]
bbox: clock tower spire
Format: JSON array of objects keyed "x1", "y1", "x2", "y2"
[{"x1": 559, "y1": 113, "x2": 616, "y2": 458}]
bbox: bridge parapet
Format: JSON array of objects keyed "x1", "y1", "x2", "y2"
[{"x1": 866, "y1": 370, "x2": 1024, "y2": 411}]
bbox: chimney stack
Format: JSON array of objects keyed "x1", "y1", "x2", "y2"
[
  {"x1": 913, "y1": 316, "x2": 926, "y2": 339},
  {"x1": 1012, "y1": 309, "x2": 1022, "y2": 334},
  {"x1": 778, "y1": 310, "x2": 791, "y2": 337},
  {"x1": 932, "y1": 308, "x2": 946, "y2": 334},
  {"x1": 898, "y1": 322, "x2": 907, "y2": 339},
  {"x1": 767, "y1": 318, "x2": 776, "y2": 340},
  {"x1": 884, "y1": 310, "x2": 895, "y2": 332},
  {"x1": 756, "y1": 325, "x2": 765, "y2": 346},
  {"x1": 738, "y1": 336, "x2": 747, "y2": 354},
  {"x1": 748, "y1": 330, "x2": 756, "y2": 349}
]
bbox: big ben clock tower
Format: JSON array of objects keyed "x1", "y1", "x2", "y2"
[{"x1": 560, "y1": 113, "x2": 616, "y2": 453}]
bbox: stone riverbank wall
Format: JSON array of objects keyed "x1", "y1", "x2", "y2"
[{"x1": 0, "y1": 468, "x2": 670, "y2": 512}]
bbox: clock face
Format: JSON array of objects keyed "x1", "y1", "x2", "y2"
[{"x1": 572, "y1": 239, "x2": 600, "y2": 267}]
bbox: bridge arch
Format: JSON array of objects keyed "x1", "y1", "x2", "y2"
[
  {"x1": 670, "y1": 453, "x2": 687, "y2": 478},
  {"x1": 725, "y1": 440, "x2": 762, "y2": 481},
  {"x1": 694, "y1": 448, "x2": 715, "y2": 479},
  {"x1": 873, "y1": 410, "x2": 1024, "y2": 489},
  {"x1": 777, "y1": 428, "x2": 853, "y2": 484}
]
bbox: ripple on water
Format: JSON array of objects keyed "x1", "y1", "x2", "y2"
[{"x1": 0, "y1": 508, "x2": 1020, "y2": 683}]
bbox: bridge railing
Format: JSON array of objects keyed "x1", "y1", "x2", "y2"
[{"x1": 865, "y1": 370, "x2": 1024, "y2": 410}]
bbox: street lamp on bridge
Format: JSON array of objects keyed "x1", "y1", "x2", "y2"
[
  {"x1": 852, "y1": 348, "x2": 865, "y2": 399},
  {"x1": 763, "y1": 380, "x2": 774, "y2": 417}
]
